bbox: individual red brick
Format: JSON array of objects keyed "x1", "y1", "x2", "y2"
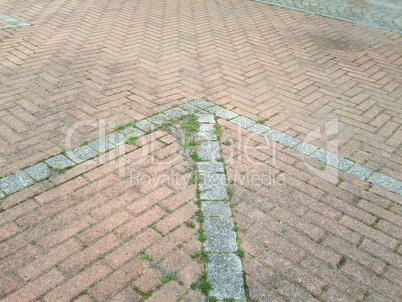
[
  {"x1": 0, "y1": 222, "x2": 21, "y2": 241},
  {"x1": 247, "y1": 224, "x2": 305, "y2": 262},
  {"x1": 239, "y1": 232, "x2": 266, "y2": 258},
  {"x1": 0, "y1": 274, "x2": 22, "y2": 298},
  {"x1": 88, "y1": 257, "x2": 145, "y2": 301},
  {"x1": 182, "y1": 237, "x2": 202, "y2": 256},
  {"x1": 0, "y1": 199, "x2": 38, "y2": 225},
  {"x1": 377, "y1": 219, "x2": 402, "y2": 239},
  {"x1": 360, "y1": 238, "x2": 402, "y2": 268},
  {"x1": 321, "y1": 287, "x2": 354, "y2": 302},
  {"x1": 322, "y1": 195, "x2": 376, "y2": 225},
  {"x1": 105, "y1": 228, "x2": 161, "y2": 268},
  {"x1": 37, "y1": 215, "x2": 95, "y2": 251},
  {"x1": 177, "y1": 260, "x2": 203, "y2": 288},
  {"x1": 160, "y1": 185, "x2": 196, "y2": 211},
  {"x1": 341, "y1": 261, "x2": 400, "y2": 300},
  {"x1": 300, "y1": 255, "x2": 366, "y2": 300},
  {"x1": 54, "y1": 193, "x2": 108, "y2": 225},
  {"x1": 0, "y1": 181, "x2": 51, "y2": 210},
  {"x1": 126, "y1": 186, "x2": 173, "y2": 215},
  {"x1": 133, "y1": 269, "x2": 161, "y2": 292},
  {"x1": 270, "y1": 207, "x2": 325, "y2": 241},
  {"x1": 0, "y1": 219, "x2": 56, "y2": 257},
  {"x1": 60, "y1": 233, "x2": 120, "y2": 276},
  {"x1": 303, "y1": 210, "x2": 360, "y2": 244},
  {"x1": 35, "y1": 176, "x2": 88, "y2": 205},
  {"x1": 357, "y1": 199, "x2": 401, "y2": 227},
  {"x1": 15, "y1": 195, "x2": 76, "y2": 229},
  {"x1": 235, "y1": 202, "x2": 285, "y2": 234},
  {"x1": 283, "y1": 229, "x2": 341, "y2": 267},
  {"x1": 276, "y1": 280, "x2": 316, "y2": 302},
  {"x1": 146, "y1": 281, "x2": 186, "y2": 302},
  {"x1": 90, "y1": 190, "x2": 136, "y2": 220},
  {"x1": 71, "y1": 174, "x2": 120, "y2": 200},
  {"x1": 155, "y1": 202, "x2": 197, "y2": 234},
  {"x1": 339, "y1": 215, "x2": 398, "y2": 249},
  {"x1": 147, "y1": 226, "x2": 196, "y2": 259},
  {"x1": 43, "y1": 261, "x2": 112, "y2": 302},
  {"x1": 3, "y1": 269, "x2": 65, "y2": 302},
  {"x1": 261, "y1": 251, "x2": 325, "y2": 296},
  {"x1": 78, "y1": 210, "x2": 133, "y2": 245},
  {"x1": 243, "y1": 256, "x2": 281, "y2": 288},
  {"x1": 108, "y1": 287, "x2": 142, "y2": 302},
  {"x1": 245, "y1": 276, "x2": 284, "y2": 302},
  {"x1": 17, "y1": 238, "x2": 81, "y2": 282},
  {"x1": 115, "y1": 206, "x2": 165, "y2": 240}
]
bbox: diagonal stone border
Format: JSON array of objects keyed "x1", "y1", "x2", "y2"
[
  {"x1": 0, "y1": 13, "x2": 30, "y2": 30},
  {"x1": 0, "y1": 99, "x2": 401, "y2": 200},
  {"x1": 195, "y1": 113, "x2": 246, "y2": 300}
]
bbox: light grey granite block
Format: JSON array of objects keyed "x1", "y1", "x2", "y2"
[
  {"x1": 0, "y1": 171, "x2": 34, "y2": 195},
  {"x1": 24, "y1": 163, "x2": 52, "y2": 181},
  {"x1": 207, "y1": 254, "x2": 246, "y2": 300},
  {"x1": 88, "y1": 137, "x2": 115, "y2": 153},
  {"x1": 367, "y1": 173, "x2": 402, "y2": 195},
  {"x1": 204, "y1": 217, "x2": 237, "y2": 252},
  {"x1": 45, "y1": 155, "x2": 75, "y2": 169},
  {"x1": 230, "y1": 116, "x2": 256, "y2": 129},
  {"x1": 197, "y1": 162, "x2": 225, "y2": 173},
  {"x1": 66, "y1": 145, "x2": 99, "y2": 163},
  {"x1": 202, "y1": 201, "x2": 232, "y2": 217}
]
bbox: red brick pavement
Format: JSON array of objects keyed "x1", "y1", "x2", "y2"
[
  {"x1": 0, "y1": 0, "x2": 401, "y2": 181},
  {"x1": 219, "y1": 120, "x2": 401, "y2": 301},
  {"x1": 0, "y1": 131, "x2": 205, "y2": 301}
]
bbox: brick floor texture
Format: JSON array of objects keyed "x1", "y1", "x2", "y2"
[
  {"x1": 0, "y1": 0, "x2": 401, "y2": 181},
  {"x1": 0, "y1": 132, "x2": 205, "y2": 301},
  {"x1": 219, "y1": 120, "x2": 401, "y2": 301}
]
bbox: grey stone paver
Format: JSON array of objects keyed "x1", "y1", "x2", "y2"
[
  {"x1": 200, "y1": 185, "x2": 228, "y2": 201},
  {"x1": 147, "y1": 113, "x2": 170, "y2": 126},
  {"x1": 248, "y1": 123, "x2": 271, "y2": 136},
  {"x1": 199, "y1": 124, "x2": 215, "y2": 132},
  {"x1": 45, "y1": 155, "x2": 75, "y2": 170},
  {"x1": 66, "y1": 145, "x2": 99, "y2": 163},
  {"x1": 203, "y1": 217, "x2": 238, "y2": 253},
  {"x1": 202, "y1": 201, "x2": 232, "y2": 217},
  {"x1": 105, "y1": 131, "x2": 127, "y2": 146},
  {"x1": 135, "y1": 119, "x2": 157, "y2": 133},
  {"x1": 24, "y1": 163, "x2": 52, "y2": 181},
  {"x1": 0, "y1": 171, "x2": 34, "y2": 195},
  {"x1": 0, "y1": 190, "x2": 5, "y2": 199},
  {"x1": 190, "y1": 98, "x2": 214, "y2": 109},
  {"x1": 197, "y1": 132, "x2": 218, "y2": 141},
  {"x1": 230, "y1": 116, "x2": 256, "y2": 129},
  {"x1": 118, "y1": 126, "x2": 145, "y2": 138},
  {"x1": 164, "y1": 107, "x2": 187, "y2": 119},
  {"x1": 206, "y1": 105, "x2": 239, "y2": 120},
  {"x1": 88, "y1": 137, "x2": 115, "y2": 153},
  {"x1": 179, "y1": 103, "x2": 199, "y2": 113},
  {"x1": 346, "y1": 164, "x2": 374, "y2": 180},
  {"x1": 196, "y1": 113, "x2": 215, "y2": 124},
  {"x1": 197, "y1": 162, "x2": 225, "y2": 173},
  {"x1": 293, "y1": 141, "x2": 319, "y2": 155},
  {"x1": 198, "y1": 141, "x2": 221, "y2": 162},
  {"x1": 207, "y1": 254, "x2": 246, "y2": 300},
  {"x1": 367, "y1": 172, "x2": 402, "y2": 195}
]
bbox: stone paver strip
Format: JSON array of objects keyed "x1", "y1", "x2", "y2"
[
  {"x1": 195, "y1": 112, "x2": 246, "y2": 300},
  {"x1": 0, "y1": 99, "x2": 400, "y2": 201}
]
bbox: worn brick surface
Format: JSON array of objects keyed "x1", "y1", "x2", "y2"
[
  {"x1": 0, "y1": 133, "x2": 202, "y2": 301},
  {"x1": 222, "y1": 122, "x2": 402, "y2": 301}
]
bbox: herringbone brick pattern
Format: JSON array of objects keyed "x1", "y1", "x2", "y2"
[
  {"x1": 0, "y1": 0, "x2": 400, "y2": 182},
  {"x1": 0, "y1": 131, "x2": 205, "y2": 301},
  {"x1": 219, "y1": 120, "x2": 401, "y2": 301}
]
